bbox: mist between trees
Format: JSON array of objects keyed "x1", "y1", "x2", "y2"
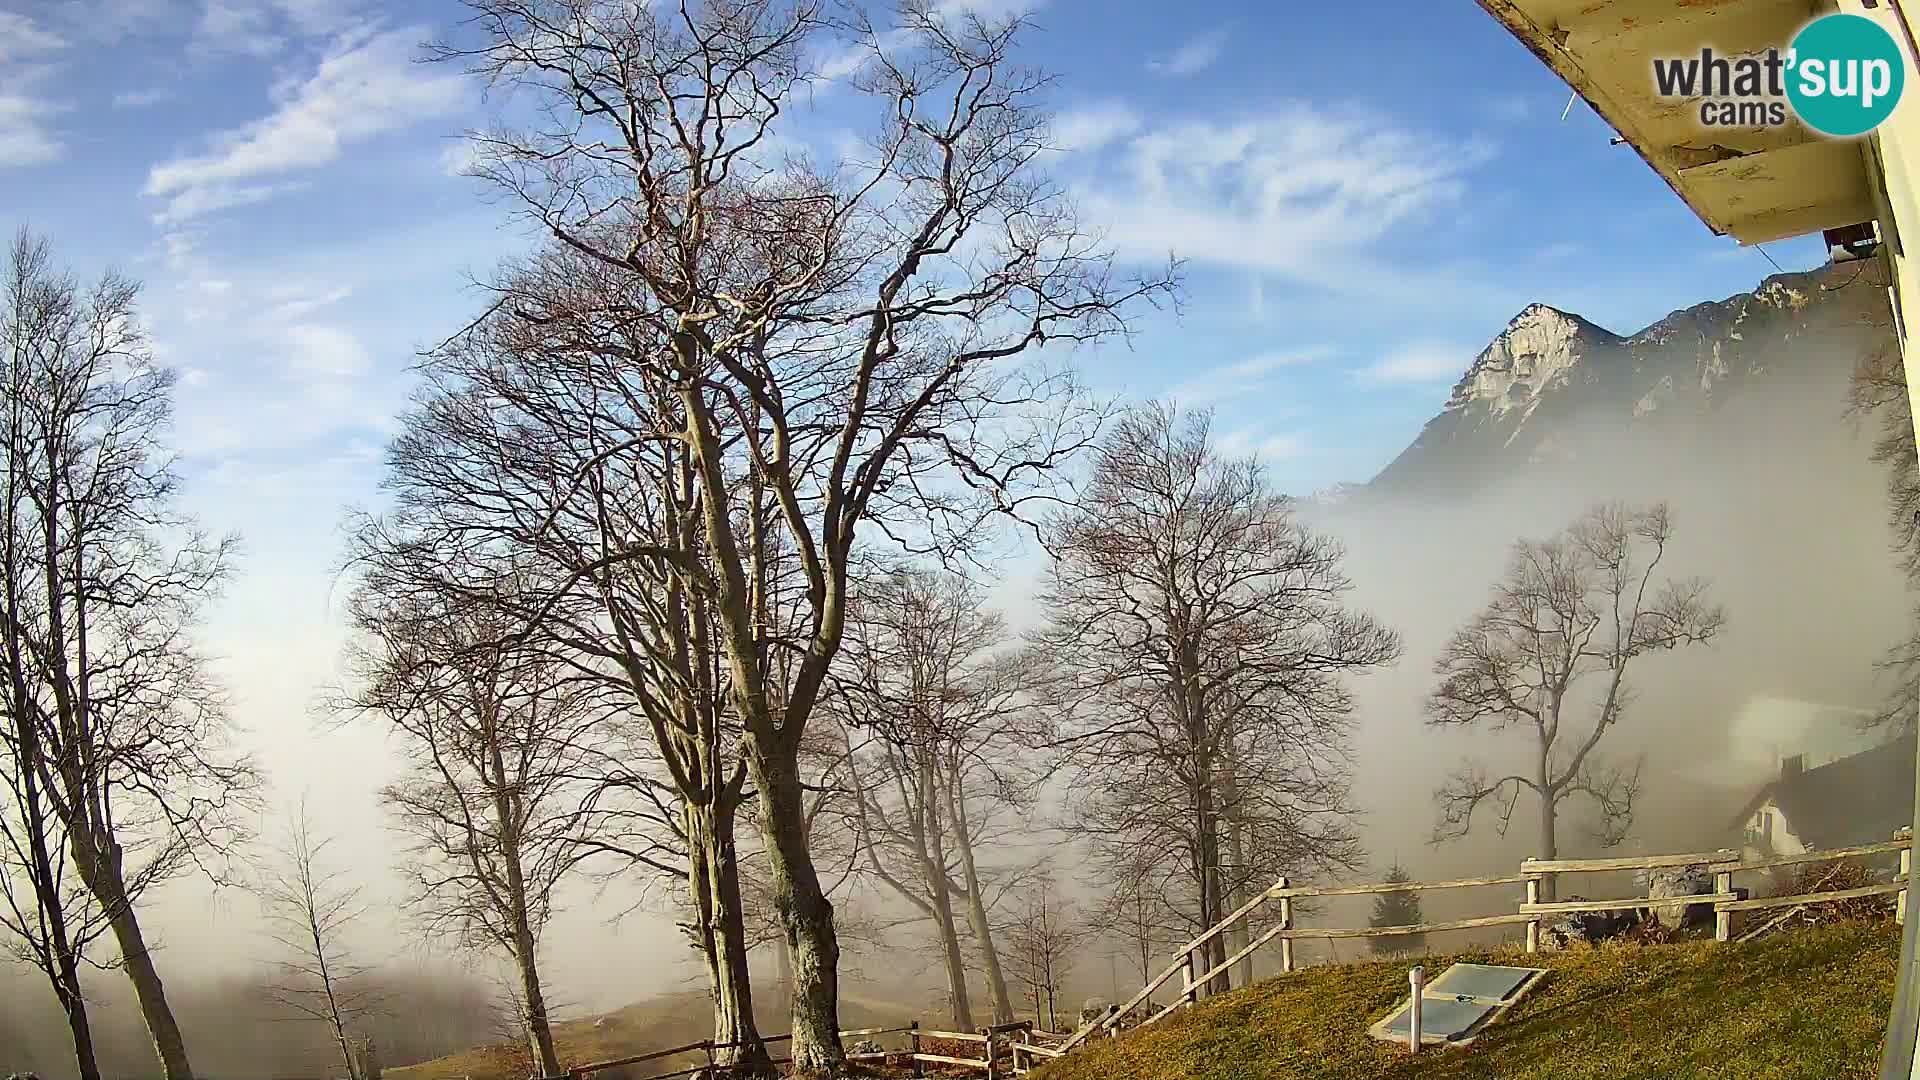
[{"x1": 6, "y1": 2, "x2": 1920, "y2": 1079}]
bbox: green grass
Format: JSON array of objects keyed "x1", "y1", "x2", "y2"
[{"x1": 1032, "y1": 921, "x2": 1900, "y2": 1080}]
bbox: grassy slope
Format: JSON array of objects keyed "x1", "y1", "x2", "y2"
[
  {"x1": 387, "y1": 990, "x2": 917, "y2": 1080},
  {"x1": 1034, "y1": 921, "x2": 1899, "y2": 1080}
]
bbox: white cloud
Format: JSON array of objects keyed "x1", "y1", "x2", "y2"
[
  {"x1": 0, "y1": 93, "x2": 63, "y2": 168},
  {"x1": 1077, "y1": 104, "x2": 1495, "y2": 283},
  {"x1": 1147, "y1": 28, "x2": 1227, "y2": 77},
  {"x1": 1168, "y1": 348, "x2": 1326, "y2": 405},
  {"x1": 145, "y1": 23, "x2": 463, "y2": 221},
  {"x1": 285, "y1": 323, "x2": 371, "y2": 379},
  {"x1": 153, "y1": 181, "x2": 307, "y2": 226},
  {"x1": 113, "y1": 87, "x2": 171, "y2": 108},
  {"x1": 0, "y1": 13, "x2": 68, "y2": 168},
  {"x1": 191, "y1": 0, "x2": 364, "y2": 56},
  {"x1": 438, "y1": 139, "x2": 481, "y2": 177},
  {"x1": 0, "y1": 12, "x2": 68, "y2": 63},
  {"x1": 1049, "y1": 102, "x2": 1141, "y2": 155},
  {"x1": 1357, "y1": 342, "x2": 1470, "y2": 385},
  {"x1": 1217, "y1": 427, "x2": 1310, "y2": 462}
]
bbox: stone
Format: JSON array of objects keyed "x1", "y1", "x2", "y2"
[
  {"x1": 1537, "y1": 897, "x2": 1640, "y2": 951},
  {"x1": 848, "y1": 1038, "x2": 886, "y2": 1057},
  {"x1": 1644, "y1": 866, "x2": 1716, "y2": 931}
]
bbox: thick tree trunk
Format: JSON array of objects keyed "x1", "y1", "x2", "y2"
[
  {"x1": 687, "y1": 799, "x2": 771, "y2": 1074},
  {"x1": 679, "y1": 375, "x2": 841, "y2": 1073},
  {"x1": 88, "y1": 854, "x2": 194, "y2": 1080},
  {"x1": 745, "y1": 748, "x2": 843, "y2": 1073}
]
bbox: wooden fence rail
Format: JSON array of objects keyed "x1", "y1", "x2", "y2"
[{"x1": 576, "y1": 829, "x2": 1915, "y2": 1078}]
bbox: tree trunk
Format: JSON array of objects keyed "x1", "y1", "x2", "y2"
[
  {"x1": 744, "y1": 748, "x2": 843, "y2": 1072},
  {"x1": 688, "y1": 799, "x2": 771, "y2": 1074},
  {"x1": 56, "y1": 949, "x2": 103, "y2": 1080},
  {"x1": 1217, "y1": 749, "x2": 1252, "y2": 989},
  {"x1": 1538, "y1": 784, "x2": 1559, "y2": 903},
  {"x1": 88, "y1": 852, "x2": 194, "y2": 1080},
  {"x1": 945, "y1": 768, "x2": 1015, "y2": 1023},
  {"x1": 920, "y1": 757, "x2": 974, "y2": 1030},
  {"x1": 1191, "y1": 771, "x2": 1229, "y2": 996},
  {"x1": 775, "y1": 929, "x2": 794, "y2": 1005},
  {"x1": 489, "y1": 735, "x2": 562, "y2": 1080}
]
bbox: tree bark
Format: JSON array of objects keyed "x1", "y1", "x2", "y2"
[
  {"x1": 687, "y1": 799, "x2": 771, "y2": 1074},
  {"x1": 945, "y1": 770, "x2": 1014, "y2": 1023},
  {"x1": 918, "y1": 756, "x2": 974, "y2": 1029},
  {"x1": 488, "y1": 726, "x2": 562, "y2": 1080},
  {"x1": 1218, "y1": 748, "x2": 1252, "y2": 989},
  {"x1": 745, "y1": 745, "x2": 842, "y2": 1073},
  {"x1": 85, "y1": 850, "x2": 194, "y2": 1080},
  {"x1": 1538, "y1": 777, "x2": 1559, "y2": 903},
  {"x1": 56, "y1": 949, "x2": 103, "y2": 1080}
]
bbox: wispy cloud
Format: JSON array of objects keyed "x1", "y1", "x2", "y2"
[
  {"x1": 144, "y1": 23, "x2": 463, "y2": 222},
  {"x1": 0, "y1": 12, "x2": 68, "y2": 168},
  {"x1": 191, "y1": 0, "x2": 365, "y2": 56},
  {"x1": 1147, "y1": 28, "x2": 1228, "y2": 77},
  {"x1": 1216, "y1": 426, "x2": 1310, "y2": 462},
  {"x1": 1168, "y1": 348, "x2": 1327, "y2": 405},
  {"x1": 1075, "y1": 104, "x2": 1495, "y2": 288},
  {"x1": 1356, "y1": 342, "x2": 1471, "y2": 385},
  {"x1": 1048, "y1": 101, "x2": 1142, "y2": 155},
  {"x1": 113, "y1": 87, "x2": 171, "y2": 108}
]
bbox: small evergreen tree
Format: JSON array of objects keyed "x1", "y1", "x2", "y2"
[{"x1": 1368, "y1": 865, "x2": 1428, "y2": 957}]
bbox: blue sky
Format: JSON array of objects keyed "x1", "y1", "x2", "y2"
[{"x1": 0, "y1": 0, "x2": 1835, "y2": 988}]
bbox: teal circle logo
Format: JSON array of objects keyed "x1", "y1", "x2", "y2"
[{"x1": 1786, "y1": 13, "x2": 1905, "y2": 137}]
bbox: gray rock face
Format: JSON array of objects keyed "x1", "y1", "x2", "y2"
[
  {"x1": 1644, "y1": 867, "x2": 1717, "y2": 930},
  {"x1": 1365, "y1": 262, "x2": 1891, "y2": 498},
  {"x1": 1538, "y1": 898, "x2": 1640, "y2": 951},
  {"x1": 847, "y1": 1038, "x2": 886, "y2": 1057}
]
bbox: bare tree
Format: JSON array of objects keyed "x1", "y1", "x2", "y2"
[
  {"x1": 0, "y1": 229, "x2": 256, "y2": 1080},
  {"x1": 1427, "y1": 501, "x2": 1725, "y2": 892},
  {"x1": 1035, "y1": 403, "x2": 1397, "y2": 995},
  {"x1": 1848, "y1": 336, "x2": 1920, "y2": 730},
  {"x1": 838, "y1": 565, "x2": 1028, "y2": 1027},
  {"x1": 1091, "y1": 848, "x2": 1179, "y2": 997},
  {"x1": 0, "y1": 710, "x2": 110, "y2": 1080},
  {"x1": 1002, "y1": 871, "x2": 1084, "y2": 1031},
  {"x1": 338, "y1": 587, "x2": 602, "y2": 1080},
  {"x1": 258, "y1": 801, "x2": 380, "y2": 1080},
  {"x1": 422, "y1": 0, "x2": 1174, "y2": 1065}
]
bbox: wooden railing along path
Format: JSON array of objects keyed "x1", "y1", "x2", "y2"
[
  {"x1": 561, "y1": 829, "x2": 1913, "y2": 1079},
  {"x1": 1054, "y1": 827, "x2": 1915, "y2": 1055}
]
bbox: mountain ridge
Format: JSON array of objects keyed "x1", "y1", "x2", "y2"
[{"x1": 1364, "y1": 262, "x2": 1892, "y2": 497}]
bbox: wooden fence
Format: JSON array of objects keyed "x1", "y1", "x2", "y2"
[
  {"x1": 1056, "y1": 827, "x2": 1914, "y2": 1053},
  {"x1": 562, "y1": 829, "x2": 1913, "y2": 1078}
]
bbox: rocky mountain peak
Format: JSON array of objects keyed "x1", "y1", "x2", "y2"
[
  {"x1": 1367, "y1": 261, "x2": 1891, "y2": 497},
  {"x1": 1442, "y1": 303, "x2": 1623, "y2": 417}
]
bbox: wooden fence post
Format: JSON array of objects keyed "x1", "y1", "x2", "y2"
[
  {"x1": 981, "y1": 1026, "x2": 996, "y2": 1080},
  {"x1": 1714, "y1": 867, "x2": 1734, "y2": 942},
  {"x1": 1901, "y1": 838, "x2": 1913, "y2": 927},
  {"x1": 1277, "y1": 876, "x2": 1295, "y2": 974},
  {"x1": 910, "y1": 1020, "x2": 923, "y2": 1079},
  {"x1": 1182, "y1": 949, "x2": 1198, "y2": 1008},
  {"x1": 1524, "y1": 872, "x2": 1541, "y2": 954}
]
